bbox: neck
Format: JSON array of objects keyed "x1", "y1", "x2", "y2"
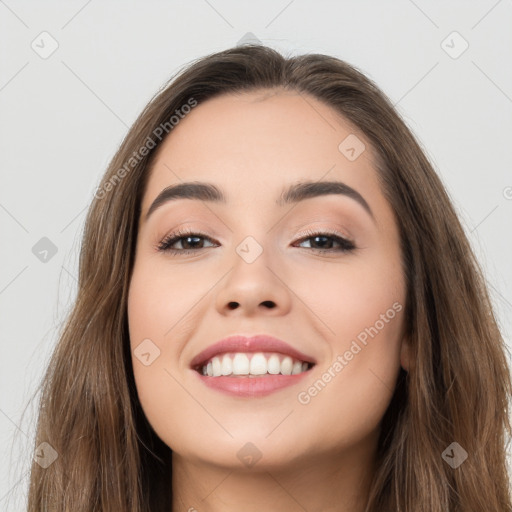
[{"x1": 171, "y1": 432, "x2": 378, "y2": 512}]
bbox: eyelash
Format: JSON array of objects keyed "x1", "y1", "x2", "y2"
[{"x1": 155, "y1": 228, "x2": 356, "y2": 255}]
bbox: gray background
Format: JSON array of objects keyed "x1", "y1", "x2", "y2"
[{"x1": 1, "y1": 1, "x2": 511, "y2": 509}]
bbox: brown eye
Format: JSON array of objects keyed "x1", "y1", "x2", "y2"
[
  {"x1": 156, "y1": 230, "x2": 217, "y2": 254},
  {"x1": 294, "y1": 230, "x2": 355, "y2": 253}
]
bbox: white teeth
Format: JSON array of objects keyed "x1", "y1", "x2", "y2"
[
  {"x1": 232, "y1": 353, "x2": 250, "y2": 375},
  {"x1": 249, "y1": 353, "x2": 267, "y2": 375},
  {"x1": 292, "y1": 360, "x2": 303, "y2": 375},
  {"x1": 281, "y1": 356, "x2": 293, "y2": 375},
  {"x1": 267, "y1": 354, "x2": 281, "y2": 374},
  {"x1": 221, "y1": 354, "x2": 232, "y2": 376},
  {"x1": 199, "y1": 352, "x2": 312, "y2": 377},
  {"x1": 211, "y1": 356, "x2": 222, "y2": 377}
]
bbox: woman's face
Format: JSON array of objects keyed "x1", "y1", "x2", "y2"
[{"x1": 127, "y1": 89, "x2": 409, "y2": 471}]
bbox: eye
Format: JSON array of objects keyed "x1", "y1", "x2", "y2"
[
  {"x1": 156, "y1": 228, "x2": 218, "y2": 255},
  {"x1": 293, "y1": 229, "x2": 356, "y2": 253}
]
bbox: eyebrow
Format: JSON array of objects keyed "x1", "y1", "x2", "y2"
[{"x1": 144, "y1": 180, "x2": 374, "y2": 222}]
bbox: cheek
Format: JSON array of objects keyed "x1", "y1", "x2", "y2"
[
  {"x1": 289, "y1": 248, "x2": 404, "y2": 346},
  {"x1": 296, "y1": 327, "x2": 403, "y2": 451},
  {"x1": 292, "y1": 257, "x2": 405, "y2": 442},
  {"x1": 127, "y1": 259, "x2": 202, "y2": 352},
  {"x1": 127, "y1": 264, "x2": 198, "y2": 451}
]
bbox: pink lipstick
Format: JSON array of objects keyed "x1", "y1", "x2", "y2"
[{"x1": 190, "y1": 334, "x2": 316, "y2": 397}]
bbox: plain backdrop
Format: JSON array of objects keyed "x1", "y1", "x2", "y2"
[{"x1": 1, "y1": 1, "x2": 511, "y2": 509}]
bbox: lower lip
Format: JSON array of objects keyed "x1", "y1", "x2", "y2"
[{"x1": 193, "y1": 371, "x2": 310, "y2": 397}]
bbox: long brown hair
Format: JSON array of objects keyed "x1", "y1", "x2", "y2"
[{"x1": 26, "y1": 44, "x2": 512, "y2": 511}]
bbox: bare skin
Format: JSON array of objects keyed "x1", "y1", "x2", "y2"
[{"x1": 127, "y1": 88, "x2": 410, "y2": 512}]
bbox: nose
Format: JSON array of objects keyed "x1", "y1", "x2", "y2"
[{"x1": 215, "y1": 248, "x2": 292, "y2": 317}]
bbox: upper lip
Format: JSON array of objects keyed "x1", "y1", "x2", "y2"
[{"x1": 189, "y1": 334, "x2": 317, "y2": 370}]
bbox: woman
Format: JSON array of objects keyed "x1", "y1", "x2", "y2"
[{"x1": 27, "y1": 44, "x2": 512, "y2": 511}]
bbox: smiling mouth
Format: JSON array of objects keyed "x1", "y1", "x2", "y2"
[{"x1": 193, "y1": 351, "x2": 315, "y2": 378}]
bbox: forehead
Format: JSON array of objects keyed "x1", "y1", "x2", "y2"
[{"x1": 141, "y1": 90, "x2": 384, "y2": 214}]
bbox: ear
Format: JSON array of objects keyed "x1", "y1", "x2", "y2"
[{"x1": 400, "y1": 336, "x2": 412, "y2": 372}]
